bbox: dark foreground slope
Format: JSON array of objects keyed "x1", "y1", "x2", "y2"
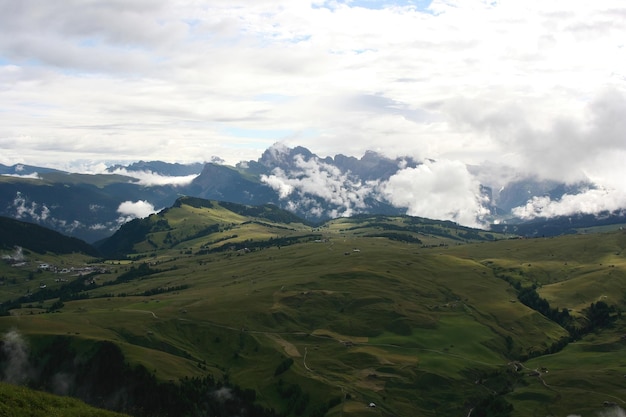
[
  {"x1": 0, "y1": 199, "x2": 625, "y2": 417},
  {"x1": 0, "y1": 216, "x2": 98, "y2": 256},
  {"x1": 0, "y1": 381, "x2": 130, "y2": 417}
]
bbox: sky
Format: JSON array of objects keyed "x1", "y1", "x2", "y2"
[{"x1": 1, "y1": 0, "x2": 626, "y2": 222}]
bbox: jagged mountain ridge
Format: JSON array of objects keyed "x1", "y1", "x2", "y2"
[
  {"x1": 0, "y1": 163, "x2": 63, "y2": 176},
  {"x1": 241, "y1": 145, "x2": 419, "y2": 181},
  {"x1": 0, "y1": 145, "x2": 613, "y2": 242},
  {"x1": 106, "y1": 160, "x2": 206, "y2": 176}
]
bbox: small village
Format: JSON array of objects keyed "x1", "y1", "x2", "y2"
[{"x1": 1, "y1": 247, "x2": 108, "y2": 289}]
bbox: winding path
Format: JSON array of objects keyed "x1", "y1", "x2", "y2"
[
  {"x1": 168, "y1": 315, "x2": 626, "y2": 412},
  {"x1": 120, "y1": 309, "x2": 159, "y2": 319}
]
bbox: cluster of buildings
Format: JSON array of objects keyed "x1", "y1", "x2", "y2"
[{"x1": 37, "y1": 263, "x2": 107, "y2": 276}]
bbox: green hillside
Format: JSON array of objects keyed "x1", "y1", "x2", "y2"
[
  {"x1": 0, "y1": 382, "x2": 129, "y2": 417},
  {"x1": 94, "y1": 196, "x2": 314, "y2": 258},
  {"x1": 1, "y1": 198, "x2": 625, "y2": 417}
]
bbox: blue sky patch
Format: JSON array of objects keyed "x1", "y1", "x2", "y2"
[{"x1": 316, "y1": 0, "x2": 432, "y2": 12}]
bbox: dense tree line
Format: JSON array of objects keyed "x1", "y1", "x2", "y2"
[
  {"x1": 491, "y1": 268, "x2": 620, "y2": 359},
  {"x1": 517, "y1": 286, "x2": 573, "y2": 330},
  {"x1": 172, "y1": 224, "x2": 221, "y2": 246},
  {"x1": 364, "y1": 232, "x2": 422, "y2": 244},
  {"x1": 0, "y1": 271, "x2": 98, "y2": 316},
  {"x1": 0, "y1": 263, "x2": 166, "y2": 316},
  {"x1": 0, "y1": 216, "x2": 98, "y2": 256},
  {"x1": 471, "y1": 395, "x2": 514, "y2": 417},
  {"x1": 517, "y1": 286, "x2": 617, "y2": 338},
  {"x1": 0, "y1": 337, "x2": 276, "y2": 417},
  {"x1": 274, "y1": 357, "x2": 294, "y2": 376},
  {"x1": 140, "y1": 284, "x2": 189, "y2": 297},
  {"x1": 196, "y1": 234, "x2": 323, "y2": 255},
  {"x1": 219, "y1": 201, "x2": 309, "y2": 225},
  {"x1": 0, "y1": 335, "x2": 340, "y2": 417},
  {"x1": 105, "y1": 263, "x2": 162, "y2": 286},
  {"x1": 344, "y1": 221, "x2": 481, "y2": 242},
  {"x1": 95, "y1": 217, "x2": 157, "y2": 258},
  {"x1": 241, "y1": 220, "x2": 295, "y2": 231},
  {"x1": 344, "y1": 216, "x2": 497, "y2": 242},
  {"x1": 172, "y1": 196, "x2": 215, "y2": 209}
]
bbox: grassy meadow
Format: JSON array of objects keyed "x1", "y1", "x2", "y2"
[{"x1": 1, "y1": 200, "x2": 626, "y2": 416}]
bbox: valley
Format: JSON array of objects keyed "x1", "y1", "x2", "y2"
[{"x1": 1, "y1": 198, "x2": 625, "y2": 416}]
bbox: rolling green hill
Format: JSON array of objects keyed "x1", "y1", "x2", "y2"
[
  {"x1": 1, "y1": 198, "x2": 625, "y2": 417},
  {"x1": 94, "y1": 196, "x2": 312, "y2": 258}
]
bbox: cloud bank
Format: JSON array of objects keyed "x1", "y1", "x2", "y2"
[
  {"x1": 1, "y1": 2, "x2": 624, "y2": 167},
  {"x1": 109, "y1": 168, "x2": 199, "y2": 187},
  {"x1": 12, "y1": 191, "x2": 51, "y2": 222},
  {"x1": 260, "y1": 149, "x2": 492, "y2": 226},
  {"x1": 261, "y1": 154, "x2": 378, "y2": 218},
  {"x1": 117, "y1": 200, "x2": 158, "y2": 222},
  {"x1": 1, "y1": 172, "x2": 41, "y2": 180},
  {"x1": 512, "y1": 188, "x2": 626, "y2": 220},
  {"x1": 381, "y1": 160, "x2": 490, "y2": 228}
]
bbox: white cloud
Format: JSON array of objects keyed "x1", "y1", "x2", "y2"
[
  {"x1": 380, "y1": 159, "x2": 490, "y2": 228},
  {"x1": 0, "y1": 1, "x2": 624, "y2": 164},
  {"x1": 261, "y1": 153, "x2": 377, "y2": 217},
  {"x1": 512, "y1": 188, "x2": 626, "y2": 220},
  {"x1": 117, "y1": 200, "x2": 157, "y2": 222},
  {"x1": 212, "y1": 386, "x2": 234, "y2": 402},
  {"x1": 109, "y1": 168, "x2": 199, "y2": 186},
  {"x1": 8, "y1": 191, "x2": 89, "y2": 234},
  {"x1": 596, "y1": 406, "x2": 626, "y2": 417},
  {"x1": 12, "y1": 192, "x2": 49, "y2": 221},
  {"x1": 261, "y1": 169, "x2": 295, "y2": 199},
  {"x1": 445, "y1": 88, "x2": 626, "y2": 185},
  {"x1": 0, "y1": 1, "x2": 625, "y2": 217},
  {"x1": 1, "y1": 330, "x2": 31, "y2": 384},
  {"x1": 1, "y1": 172, "x2": 41, "y2": 180}
]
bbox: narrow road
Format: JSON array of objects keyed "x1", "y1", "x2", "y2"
[{"x1": 303, "y1": 347, "x2": 313, "y2": 371}]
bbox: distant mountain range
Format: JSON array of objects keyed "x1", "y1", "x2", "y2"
[{"x1": 1, "y1": 144, "x2": 624, "y2": 242}]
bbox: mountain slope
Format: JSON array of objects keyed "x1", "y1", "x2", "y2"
[
  {"x1": 186, "y1": 163, "x2": 276, "y2": 205},
  {"x1": 0, "y1": 216, "x2": 98, "y2": 256},
  {"x1": 1, "y1": 145, "x2": 618, "y2": 243},
  {"x1": 0, "y1": 382, "x2": 130, "y2": 417},
  {"x1": 3, "y1": 198, "x2": 625, "y2": 416},
  {"x1": 0, "y1": 173, "x2": 178, "y2": 243},
  {"x1": 0, "y1": 163, "x2": 63, "y2": 176},
  {"x1": 106, "y1": 160, "x2": 205, "y2": 176},
  {"x1": 95, "y1": 196, "x2": 312, "y2": 258}
]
